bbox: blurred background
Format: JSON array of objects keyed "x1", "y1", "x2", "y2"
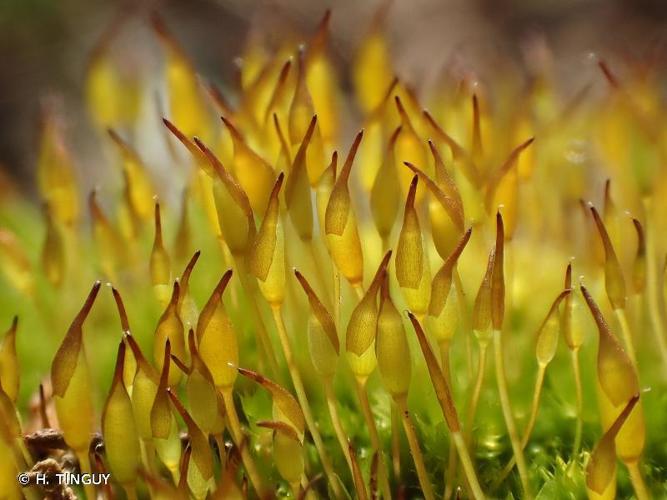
[{"x1": 0, "y1": 0, "x2": 666, "y2": 194}]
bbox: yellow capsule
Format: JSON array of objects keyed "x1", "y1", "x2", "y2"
[
  {"x1": 40, "y1": 203, "x2": 65, "y2": 287},
  {"x1": 394, "y1": 97, "x2": 428, "y2": 202},
  {"x1": 184, "y1": 330, "x2": 225, "y2": 435},
  {"x1": 111, "y1": 287, "x2": 138, "y2": 392},
  {"x1": 238, "y1": 367, "x2": 306, "y2": 441},
  {"x1": 377, "y1": 273, "x2": 411, "y2": 397},
  {"x1": 150, "y1": 340, "x2": 182, "y2": 476},
  {"x1": 196, "y1": 271, "x2": 237, "y2": 390},
  {"x1": 124, "y1": 333, "x2": 159, "y2": 441},
  {"x1": 590, "y1": 206, "x2": 626, "y2": 310},
  {"x1": 472, "y1": 249, "x2": 495, "y2": 343},
  {"x1": 177, "y1": 251, "x2": 200, "y2": 330},
  {"x1": 89, "y1": 191, "x2": 124, "y2": 280},
  {"x1": 153, "y1": 281, "x2": 186, "y2": 387},
  {"x1": 108, "y1": 129, "x2": 155, "y2": 222},
  {"x1": 0, "y1": 419, "x2": 21, "y2": 500},
  {"x1": 150, "y1": 202, "x2": 172, "y2": 306},
  {"x1": 102, "y1": 341, "x2": 140, "y2": 487},
  {"x1": 261, "y1": 61, "x2": 295, "y2": 159},
  {"x1": 167, "y1": 389, "x2": 215, "y2": 499},
  {"x1": 428, "y1": 229, "x2": 472, "y2": 344},
  {"x1": 285, "y1": 116, "x2": 316, "y2": 240},
  {"x1": 353, "y1": 13, "x2": 394, "y2": 113},
  {"x1": 396, "y1": 175, "x2": 431, "y2": 315},
  {"x1": 152, "y1": 16, "x2": 209, "y2": 139},
  {"x1": 631, "y1": 219, "x2": 646, "y2": 295},
  {"x1": 581, "y1": 286, "x2": 644, "y2": 462},
  {"x1": 249, "y1": 173, "x2": 286, "y2": 306},
  {"x1": 370, "y1": 126, "x2": 402, "y2": 242},
  {"x1": 535, "y1": 290, "x2": 572, "y2": 366},
  {"x1": 586, "y1": 396, "x2": 639, "y2": 500},
  {"x1": 289, "y1": 52, "x2": 326, "y2": 184},
  {"x1": 85, "y1": 36, "x2": 140, "y2": 129},
  {"x1": 195, "y1": 138, "x2": 257, "y2": 256},
  {"x1": 0, "y1": 317, "x2": 18, "y2": 402},
  {"x1": 221, "y1": 116, "x2": 276, "y2": 215},
  {"x1": 258, "y1": 420, "x2": 304, "y2": 491},
  {"x1": 0, "y1": 386, "x2": 20, "y2": 440},
  {"x1": 325, "y1": 131, "x2": 365, "y2": 286},
  {"x1": 294, "y1": 270, "x2": 339, "y2": 379},
  {"x1": 51, "y1": 281, "x2": 100, "y2": 453},
  {"x1": 305, "y1": 10, "x2": 340, "y2": 144},
  {"x1": 0, "y1": 229, "x2": 33, "y2": 295},
  {"x1": 561, "y1": 263, "x2": 584, "y2": 351},
  {"x1": 491, "y1": 211, "x2": 506, "y2": 331},
  {"x1": 346, "y1": 251, "x2": 392, "y2": 381},
  {"x1": 36, "y1": 108, "x2": 79, "y2": 226}
]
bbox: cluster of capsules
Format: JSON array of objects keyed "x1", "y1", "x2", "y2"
[{"x1": 0, "y1": 6, "x2": 666, "y2": 500}]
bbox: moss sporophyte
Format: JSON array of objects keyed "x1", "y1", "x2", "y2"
[{"x1": 1, "y1": 6, "x2": 667, "y2": 500}]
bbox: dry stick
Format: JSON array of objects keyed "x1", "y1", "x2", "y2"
[
  {"x1": 354, "y1": 379, "x2": 393, "y2": 499},
  {"x1": 323, "y1": 379, "x2": 353, "y2": 471},
  {"x1": 395, "y1": 397, "x2": 436, "y2": 500},
  {"x1": 220, "y1": 389, "x2": 267, "y2": 498},
  {"x1": 407, "y1": 313, "x2": 485, "y2": 499},
  {"x1": 493, "y1": 328, "x2": 532, "y2": 499},
  {"x1": 642, "y1": 198, "x2": 667, "y2": 378},
  {"x1": 271, "y1": 306, "x2": 344, "y2": 499}
]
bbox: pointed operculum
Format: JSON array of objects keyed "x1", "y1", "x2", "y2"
[
  {"x1": 150, "y1": 202, "x2": 171, "y2": 307},
  {"x1": 396, "y1": 175, "x2": 431, "y2": 315},
  {"x1": 590, "y1": 206, "x2": 626, "y2": 310},
  {"x1": 153, "y1": 281, "x2": 186, "y2": 387},
  {"x1": 0, "y1": 317, "x2": 19, "y2": 402},
  {"x1": 194, "y1": 137, "x2": 256, "y2": 255},
  {"x1": 177, "y1": 250, "x2": 200, "y2": 330},
  {"x1": 377, "y1": 272, "x2": 411, "y2": 397},
  {"x1": 370, "y1": 126, "x2": 402, "y2": 240},
  {"x1": 249, "y1": 172, "x2": 286, "y2": 306},
  {"x1": 407, "y1": 312, "x2": 460, "y2": 432},
  {"x1": 345, "y1": 251, "x2": 391, "y2": 379},
  {"x1": 197, "y1": 270, "x2": 237, "y2": 390},
  {"x1": 325, "y1": 131, "x2": 364, "y2": 285},
  {"x1": 586, "y1": 396, "x2": 638, "y2": 496},
  {"x1": 237, "y1": 367, "x2": 305, "y2": 439},
  {"x1": 221, "y1": 115, "x2": 276, "y2": 215},
  {"x1": 52, "y1": 281, "x2": 101, "y2": 397},
  {"x1": 535, "y1": 289, "x2": 572, "y2": 366},
  {"x1": 632, "y1": 218, "x2": 646, "y2": 294},
  {"x1": 491, "y1": 211, "x2": 505, "y2": 330},
  {"x1": 472, "y1": 249, "x2": 495, "y2": 338},
  {"x1": 285, "y1": 116, "x2": 316, "y2": 240}
]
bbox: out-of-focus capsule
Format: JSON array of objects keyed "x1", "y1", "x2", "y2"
[
  {"x1": 370, "y1": 127, "x2": 402, "y2": 244},
  {"x1": 89, "y1": 191, "x2": 124, "y2": 281},
  {"x1": 491, "y1": 212, "x2": 506, "y2": 331},
  {"x1": 535, "y1": 290, "x2": 571, "y2": 367},
  {"x1": 150, "y1": 202, "x2": 172, "y2": 306},
  {"x1": 590, "y1": 206, "x2": 626, "y2": 311},
  {"x1": 394, "y1": 97, "x2": 428, "y2": 201},
  {"x1": 285, "y1": 117, "x2": 316, "y2": 241},
  {"x1": 0, "y1": 229, "x2": 33, "y2": 295},
  {"x1": 177, "y1": 251, "x2": 200, "y2": 331},
  {"x1": 472, "y1": 249, "x2": 495, "y2": 344},
  {"x1": 41, "y1": 202, "x2": 66, "y2": 287},
  {"x1": 0, "y1": 317, "x2": 19, "y2": 402}
]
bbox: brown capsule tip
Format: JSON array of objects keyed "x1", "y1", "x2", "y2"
[
  {"x1": 632, "y1": 218, "x2": 645, "y2": 255},
  {"x1": 169, "y1": 280, "x2": 181, "y2": 307},
  {"x1": 112, "y1": 341, "x2": 126, "y2": 385},
  {"x1": 565, "y1": 262, "x2": 572, "y2": 288},
  {"x1": 73, "y1": 281, "x2": 102, "y2": 327},
  {"x1": 339, "y1": 130, "x2": 364, "y2": 183},
  {"x1": 181, "y1": 250, "x2": 201, "y2": 285},
  {"x1": 220, "y1": 115, "x2": 243, "y2": 142},
  {"x1": 170, "y1": 354, "x2": 190, "y2": 375},
  {"x1": 256, "y1": 420, "x2": 300, "y2": 441},
  {"x1": 597, "y1": 59, "x2": 619, "y2": 88},
  {"x1": 369, "y1": 250, "x2": 393, "y2": 294},
  {"x1": 111, "y1": 287, "x2": 130, "y2": 333},
  {"x1": 406, "y1": 175, "x2": 418, "y2": 209}
]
